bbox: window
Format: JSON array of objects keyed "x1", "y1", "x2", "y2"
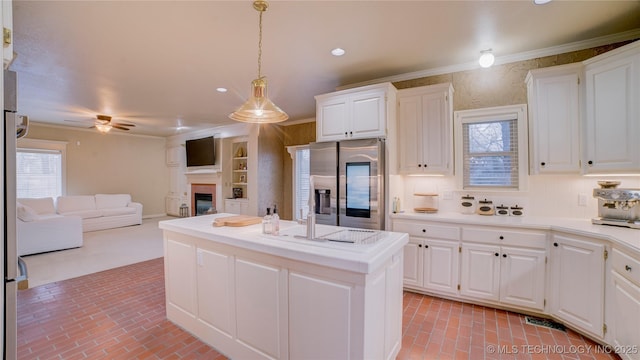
[
  {"x1": 17, "y1": 139, "x2": 67, "y2": 198},
  {"x1": 454, "y1": 105, "x2": 528, "y2": 191},
  {"x1": 288, "y1": 145, "x2": 310, "y2": 221}
]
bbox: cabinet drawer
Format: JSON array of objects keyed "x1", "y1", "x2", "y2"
[
  {"x1": 392, "y1": 221, "x2": 460, "y2": 240},
  {"x1": 461, "y1": 227, "x2": 547, "y2": 248},
  {"x1": 612, "y1": 248, "x2": 640, "y2": 287}
]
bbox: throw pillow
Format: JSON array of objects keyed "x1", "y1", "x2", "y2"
[{"x1": 17, "y1": 203, "x2": 39, "y2": 222}]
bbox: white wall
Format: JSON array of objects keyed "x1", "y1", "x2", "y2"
[{"x1": 394, "y1": 174, "x2": 640, "y2": 219}]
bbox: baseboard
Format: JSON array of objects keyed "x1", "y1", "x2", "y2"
[{"x1": 143, "y1": 213, "x2": 173, "y2": 219}]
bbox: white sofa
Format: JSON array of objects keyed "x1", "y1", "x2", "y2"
[
  {"x1": 56, "y1": 194, "x2": 143, "y2": 232},
  {"x1": 16, "y1": 197, "x2": 83, "y2": 256},
  {"x1": 16, "y1": 194, "x2": 143, "y2": 256}
]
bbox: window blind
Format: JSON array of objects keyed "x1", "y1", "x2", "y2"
[
  {"x1": 17, "y1": 148, "x2": 63, "y2": 198},
  {"x1": 462, "y1": 118, "x2": 519, "y2": 189}
]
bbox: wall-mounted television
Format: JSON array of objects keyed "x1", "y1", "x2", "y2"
[{"x1": 185, "y1": 136, "x2": 215, "y2": 167}]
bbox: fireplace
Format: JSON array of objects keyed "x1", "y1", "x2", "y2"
[{"x1": 191, "y1": 183, "x2": 216, "y2": 216}]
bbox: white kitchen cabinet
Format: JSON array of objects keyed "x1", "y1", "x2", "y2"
[
  {"x1": 583, "y1": 41, "x2": 640, "y2": 173},
  {"x1": 609, "y1": 248, "x2": 640, "y2": 360},
  {"x1": 166, "y1": 145, "x2": 183, "y2": 166},
  {"x1": 550, "y1": 233, "x2": 605, "y2": 339},
  {"x1": 315, "y1": 82, "x2": 397, "y2": 142},
  {"x1": 397, "y1": 83, "x2": 454, "y2": 175},
  {"x1": 224, "y1": 198, "x2": 249, "y2": 215},
  {"x1": 460, "y1": 226, "x2": 547, "y2": 311},
  {"x1": 166, "y1": 166, "x2": 186, "y2": 215},
  {"x1": 165, "y1": 196, "x2": 183, "y2": 216},
  {"x1": 165, "y1": 237, "x2": 197, "y2": 318},
  {"x1": 196, "y1": 248, "x2": 233, "y2": 337},
  {"x1": 3, "y1": 0, "x2": 13, "y2": 69},
  {"x1": 393, "y1": 220, "x2": 460, "y2": 295},
  {"x1": 526, "y1": 63, "x2": 582, "y2": 174}
]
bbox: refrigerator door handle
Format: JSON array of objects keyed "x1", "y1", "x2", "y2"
[{"x1": 15, "y1": 257, "x2": 28, "y2": 282}]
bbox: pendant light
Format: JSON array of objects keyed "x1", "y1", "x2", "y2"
[{"x1": 229, "y1": 1, "x2": 289, "y2": 123}]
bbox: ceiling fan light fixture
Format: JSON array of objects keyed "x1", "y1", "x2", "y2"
[
  {"x1": 95, "y1": 123, "x2": 112, "y2": 133},
  {"x1": 478, "y1": 49, "x2": 495, "y2": 68},
  {"x1": 229, "y1": 0, "x2": 288, "y2": 124}
]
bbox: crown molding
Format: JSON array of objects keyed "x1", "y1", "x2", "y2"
[{"x1": 338, "y1": 29, "x2": 640, "y2": 90}]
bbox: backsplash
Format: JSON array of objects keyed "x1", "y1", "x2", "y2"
[{"x1": 390, "y1": 174, "x2": 640, "y2": 219}]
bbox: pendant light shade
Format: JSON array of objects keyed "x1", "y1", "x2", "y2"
[{"x1": 229, "y1": 1, "x2": 288, "y2": 124}]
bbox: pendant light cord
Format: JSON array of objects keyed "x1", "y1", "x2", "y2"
[{"x1": 257, "y1": 9, "x2": 263, "y2": 79}]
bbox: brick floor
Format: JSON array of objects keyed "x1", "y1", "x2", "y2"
[{"x1": 17, "y1": 258, "x2": 622, "y2": 359}]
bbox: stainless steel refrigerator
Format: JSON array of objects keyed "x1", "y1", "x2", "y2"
[
  {"x1": 309, "y1": 138, "x2": 385, "y2": 230},
  {"x1": 3, "y1": 70, "x2": 28, "y2": 359}
]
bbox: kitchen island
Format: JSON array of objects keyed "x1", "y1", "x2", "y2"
[{"x1": 159, "y1": 214, "x2": 408, "y2": 360}]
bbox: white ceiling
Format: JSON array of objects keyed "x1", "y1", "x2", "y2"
[{"x1": 10, "y1": 0, "x2": 640, "y2": 137}]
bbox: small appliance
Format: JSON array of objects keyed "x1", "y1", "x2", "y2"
[{"x1": 592, "y1": 183, "x2": 640, "y2": 229}]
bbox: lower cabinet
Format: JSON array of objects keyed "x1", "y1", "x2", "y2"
[
  {"x1": 550, "y1": 233, "x2": 605, "y2": 339},
  {"x1": 164, "y1": 230, "x2": 403, "y2": 360},
  {"x1": 459, "y1": 242, "x2": 546, "y2": 310},
  {"x1": 224, "y1": 198, "x2": 249, "y2": 215},
  {"x1": 609, "y1": 248, "x2": 640, "y2": 360},
  {"x1": 423, "y1": 239, "x2": 460, "y2": 295}
]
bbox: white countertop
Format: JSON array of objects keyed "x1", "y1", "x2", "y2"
[
  {"x1": 392, "y1": 212, "x2": 640, "y2": 254},
  {"x1": 159, "y1": 213, "x2": 408, "y2": 274}
]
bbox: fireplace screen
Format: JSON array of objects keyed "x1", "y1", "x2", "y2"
[{"x1": 194, "y1": 193, "x2": 213, "y2": 216}]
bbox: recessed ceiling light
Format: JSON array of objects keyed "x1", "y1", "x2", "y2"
[
  {"x1": 331, "y1": 48, "x2": 346, "y2": 57},
  {"x1": 533, "y1": 0, "x2": 552, "y2": 4},
  {"x1": 216, "y1": 87, "x2": 228, "y2": 93}
]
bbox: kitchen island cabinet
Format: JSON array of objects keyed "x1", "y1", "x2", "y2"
[{"x1": 160, "y1": 214, "x2": 408, "y2": 360}]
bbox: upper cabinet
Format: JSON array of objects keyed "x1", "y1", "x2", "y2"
[
  {"x1": 315, "y1": 82, "x2": 397, "y2": 142},
  {"x1": 583, "y1": 40, "x2": 640, "y2": 174},
  {"x1": 397, "y1": 83, "x2": 454, "y2": 175},
  {"x1": 2, "y1": 0, "x2": 13, "y2": 69},
  {"x1": 526, "y1": 63, "x2": 582, "y2": 174}
]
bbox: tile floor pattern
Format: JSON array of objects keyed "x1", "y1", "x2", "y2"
[{"x1": 17, "y1": 259, "x2": 622, "y2": 360}]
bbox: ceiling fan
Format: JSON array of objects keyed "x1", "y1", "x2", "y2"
[{"x1": 65, "y1": 114, "x2": 136, "y2": 133}]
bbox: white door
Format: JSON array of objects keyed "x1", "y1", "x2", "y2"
[
  {"x1": 460, "y1": 243, "x2": 500, "y2": 302},
  {"x1": 550, "y1": 234, "x2": 605, "y2": 338},
  {"x1": 423, "y1": 239, "x2": 459, "y2": 295},
  {"x1": 403, "y1": 239, "x2": 422, "y2": 288},
  {"x1": 499, "y1": 246, "x2": 546, "y2": 310}
]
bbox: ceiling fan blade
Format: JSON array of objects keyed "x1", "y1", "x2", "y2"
[
  {"x1": 112, "y1": 125, "x2": 131, "y2": 131},
  {"x1": 113, "y1": 122, "x2": 135, "y2": 127}
]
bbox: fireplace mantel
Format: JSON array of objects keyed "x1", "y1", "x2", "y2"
[{"x1": 185, "y1": 172, "x2": 222, "y2": 216}]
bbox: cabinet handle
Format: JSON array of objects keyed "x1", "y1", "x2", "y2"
[
  {"x1": 418, "y1": 244, "x2": 422, "y2": 248},
  {"x1": 541, "y1": 162, "x2": 546, "y2": 167},
  {"x1": 425, "y1": 245, "x2": 429, "y2": 249},
  {"x1": 494, "y1": 253, "x2": 499, "y2": 257},
  {"x1": 344, "y1": 132, "x2": 348, "y2": 137},
  {"x1": 418, "y1": 164, "x2": 422, "y2": 167},
  {"x1": 349, "y1": 131, "x2": 353, "y2": 136},
  {"x1": 423, "y1": 164, "x2": 427, "y2": 168},
  {"x1": 499, "y1": 236, "x2": 504, "y2": 240},
  {"x1": 625, "y1": 265, "x2": 632, "y2": 272},
  {"x1": 422, "y1": 229, "x2": 426, "y2": 233},
  {"x1": 588, "y1": 160, "x2": 593, "y2": 166},
  {"x1": 553, "y1": 242, "x2": 558, "y2": 247},
  {"x1": 502, "y1": 254, "x2": 507, "y2": 258}
]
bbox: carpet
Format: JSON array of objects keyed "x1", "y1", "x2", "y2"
[{"x1": 21, "y1": 216, "x2": 171, "y2": 288}]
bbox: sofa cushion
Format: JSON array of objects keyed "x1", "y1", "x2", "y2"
[
  {"x1": 16, "y1": 203, "x2": 39, "y2": 222},
  {"x1": 57, "y1": 195, "x2": 97, "y2": 214},
  {"x1": 62, "y1": 209, "x2": 103, "y2": 219},
  {"x1": 95, "y1": 194, "x2": 131, "y2": 209},
  {"x1": 17, "y1": 197, "x2": 56, "y2": 215},
  {"x1": 101, "y1": 207, "x2": 137, "y2": 217}
]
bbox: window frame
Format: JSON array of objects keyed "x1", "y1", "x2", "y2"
[
  {"x1": 16, "y1": 138, "x2": 68, "y2": 198},
  {"x1": 454, "y1": 104, "x2": 529, "y2": 191},
  {"x1": 286, "y1": 144, "x2": 310, "y2": 221}
]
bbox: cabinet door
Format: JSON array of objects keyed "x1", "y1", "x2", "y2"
[
  {"x1": 423, "y1": 239, "x2": 459, "y2": 295},
  {"x1": 611, "y1": 272, "x2": 640, "y2": 360},
  {"x1": 403, "y1": 238, "x2": 422, "y2": 288},
  {"x1": 398, "y1": 94, "x2": 423, "y2": 174},
  {"x1": 289, "y1": 271, "x2": 352, "y2": 360},
  {"x1": 584, "y1": 50, "x2": 640, "y2": 173},
  {"x1": 196, "y1": 248, "x2": 233, "y2": 336},
  {"x1": 550, "y1": 234, "x2": 605, "y2": 338},
  {"x1": 460, "y1": 243, "x2": 500, "y2": 302},
  {"x1": 165, "y1": 237, "x2": 197, "y2": 317},
  {"x1": 235, "y1": 258, "x2": 285, "y2": 359},
  {"x1": 420, "y1": 90, "x2": 451, "y2": 174},
  {"x1": 165, "y1": 196, "x2": 181, "y2": 216},
  {"x1": 350, "y1": 89, "x2": 386, "y2": 139},
  {"x1": 528, "y1": 66, "x2": 581, "y2": 174},
  {"x1": 316, "y1": 95, "x2": 349, "y2": 142},
  {"x1": 499, "y1": 246, "x2": 546, "y2": 310}
]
